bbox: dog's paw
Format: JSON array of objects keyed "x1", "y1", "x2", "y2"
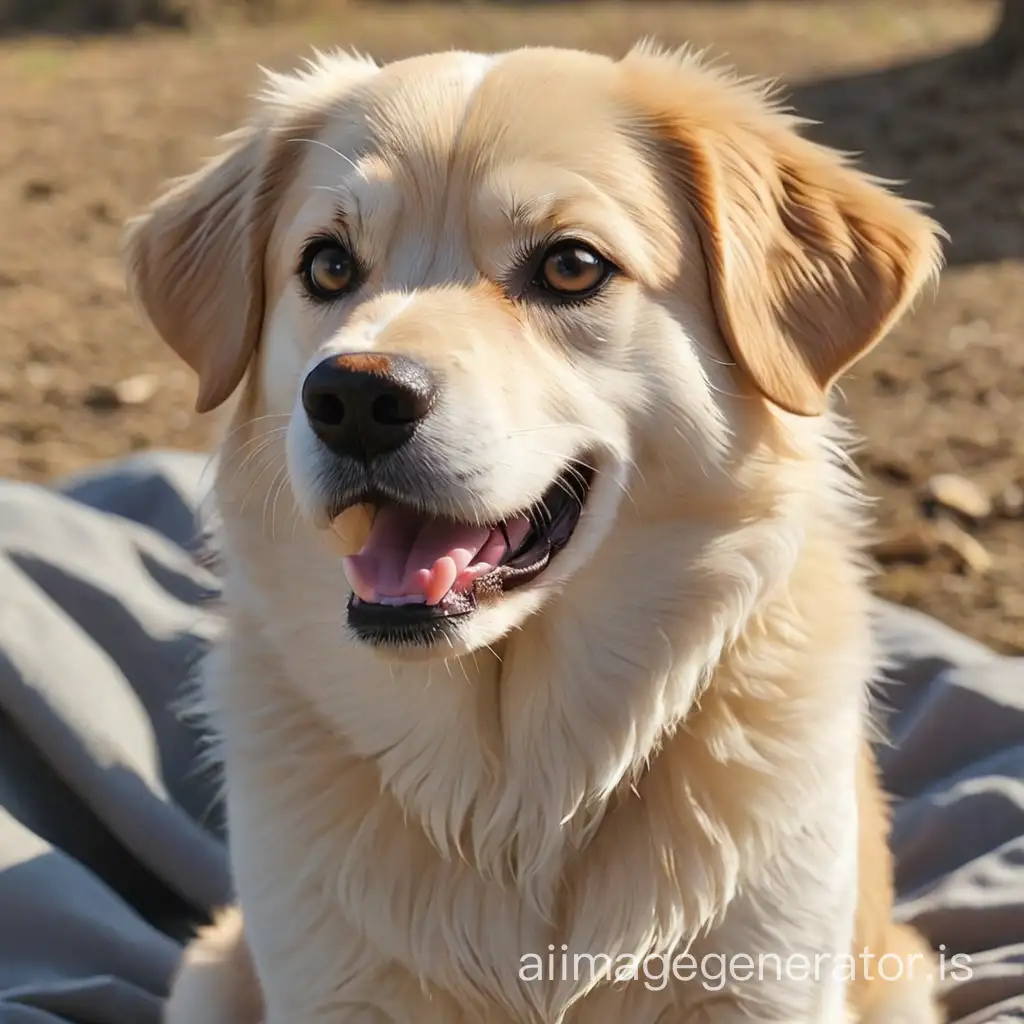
[{"x1": 164, "y1": 906, "x2": 263, "y2": 1024}]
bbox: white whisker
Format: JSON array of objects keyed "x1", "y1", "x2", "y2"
[
  {"x1": 240, "y1": 451, "x2": 286, "y2": 516},
  {"x1": 292, "y1": 137, "x2": 365, "y2": 179}
]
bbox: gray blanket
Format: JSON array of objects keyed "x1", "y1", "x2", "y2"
[{"x1": 0, "y1": 452, "x2": 1020, "y2": 1024}]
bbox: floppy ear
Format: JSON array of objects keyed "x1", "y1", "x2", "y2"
[
  {"x1": 124, "y1": 51, "x2": 380, "y2": 413},
  {"x1": 123, "y1": 123, "x2": 287, "y2": 414},
  {"x1": 625, "y1": 50, "x2": 944, "y2": 416}
]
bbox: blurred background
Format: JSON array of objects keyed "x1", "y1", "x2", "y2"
[{"x1": 0, "y1": 0, "x2": 1022, "y2": 650}]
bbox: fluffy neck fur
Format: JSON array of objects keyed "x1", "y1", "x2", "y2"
[{"x1": 206, "y1": 412, "x2": 875, "y2": 1019}]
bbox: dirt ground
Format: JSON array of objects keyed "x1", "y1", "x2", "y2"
[{"x1": 2, "y1": 0, "x2": 1023, "y2": 651}]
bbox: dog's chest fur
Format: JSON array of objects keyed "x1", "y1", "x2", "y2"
[{"x1": 206, "y1": 512, "x2": 872, "y2": 1023}]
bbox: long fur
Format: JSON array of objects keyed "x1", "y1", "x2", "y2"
[{"x1": 124, "y1": 44, "x2": 945, "y2": 1024}]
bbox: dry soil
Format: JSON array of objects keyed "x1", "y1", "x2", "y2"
[{"x1": 1, "y1": 0, "x2": 1023, "y2": 650}]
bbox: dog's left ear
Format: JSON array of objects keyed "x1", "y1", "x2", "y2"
[{"x1": 625, "y1": 50, "x2": 944, "y2": 416}]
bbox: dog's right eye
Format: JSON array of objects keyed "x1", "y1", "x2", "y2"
[{"x1": 299, "y1": 239, "x2": 360, "y2": 302}]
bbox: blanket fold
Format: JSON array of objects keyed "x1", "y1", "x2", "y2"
[{"x1": 0, "y1": 452, "x2": 1020, "y2": 1022}]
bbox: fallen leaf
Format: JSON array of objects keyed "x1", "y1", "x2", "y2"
[
  {"x1": 921, "y1": 473, "x2": 992, "y2": 525},
  {"x1": 935, "y1": 518, "x2": 993, "y2": 575}
]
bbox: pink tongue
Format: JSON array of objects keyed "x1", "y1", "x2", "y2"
[{"x1": 342, "y1": 506, "x2": 529, "y2": 606}]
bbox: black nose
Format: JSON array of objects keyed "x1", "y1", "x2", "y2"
[{"x1": 301, "y1": 353, "x2": 437, "y2": 461}]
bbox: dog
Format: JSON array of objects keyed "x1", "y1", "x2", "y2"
[{"x1": 125, "y1": 43, "x2": 945, "y2": 1024}]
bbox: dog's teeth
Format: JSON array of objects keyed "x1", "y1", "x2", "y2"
[{"x1": 379, "y1": 595, "x2": 428, "y2": 607}]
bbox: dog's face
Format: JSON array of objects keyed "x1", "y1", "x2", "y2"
[{"x1": 126, "y1": 46, "x2": 940, "y2": 660}]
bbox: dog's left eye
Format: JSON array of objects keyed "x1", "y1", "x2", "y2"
[{"x1": 533, "y1": 242, "x2": 612, "y2": 299}]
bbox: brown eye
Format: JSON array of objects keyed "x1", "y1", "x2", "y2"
[
  {"x1": 535, "y1": 242, "x2": 610, "y2": 298},
  {"x1": 300, "y1": 240, "x2": 358, "y2": 301}
]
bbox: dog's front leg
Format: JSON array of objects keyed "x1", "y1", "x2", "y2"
[
  {"x1": 668, "y1": 796, "x2": 860, "y2": 1024},
  {"x1": 667, "y1": 928, "x2": 857, "y2": 1024},
  {"x1": 164, "y1": 907, "x2": 264, "y2": 1024},
  {"x1": 224, "y1": 771, "x2": 376, "y2": 1023}
]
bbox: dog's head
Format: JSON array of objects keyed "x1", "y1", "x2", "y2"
[{"x1": 125, "y1": 46, "x2": 941, "y2": 659}]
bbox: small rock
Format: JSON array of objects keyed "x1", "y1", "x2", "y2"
[
  {"x1": 114, "y1": 372, "x2": 159, "y2": 406},
  {"x1": 83, "y1": 383, "x2": 121, "y2": 411},
  {"x1": 935, "y1": 518, "x2": 993, "y2": 575},
  {"x1": 995, "y1": 483, "x2": 1024, "y2": 519},
  {"x1": 13, "y1": 422, "x2": 42, "y2": 444},
  {"x1": 871, "y1": 526, "x2": 935, "y2": 566},
  {"x1": 921, "y1": 473, "x2": 992, "y2": 524},
  {"x1": 873, "y1": 368, "x2": 908, "y2": 396},
  {"x1": 22, "y1": 179, "x2": 55, "y2": 201},
  {"x1": 975, "y1": 387, "x2": 1013, "y2": 414},
  {"x1": 88, "y1": 200, "x2": 115, "y2": 224}
]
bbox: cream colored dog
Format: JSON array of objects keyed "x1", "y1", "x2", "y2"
[{"x1": 125, "y1": 44, "x2": 945, "y2": 1024}]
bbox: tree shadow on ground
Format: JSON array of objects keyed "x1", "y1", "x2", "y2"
[
  {"x1": 790, "y1": 40, "x2": 1024, "y2": 267},
  {"x1": 0, "y1": 0, "x2": 186, "y2": 35}
]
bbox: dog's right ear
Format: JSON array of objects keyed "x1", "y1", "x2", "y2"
[
  {"x1": 124, "y1": 123, "x2": 287, "y2": 414},
  {"x1": 124, "y1": 52, "x2": 380, "y2": 413}
]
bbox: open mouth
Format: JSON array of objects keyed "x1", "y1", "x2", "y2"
[{"x1": 338, "y1": 461, "x2": 594, "y2": 645}]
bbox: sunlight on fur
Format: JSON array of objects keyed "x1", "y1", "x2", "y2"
[{"x1": 125, "y1": 43, "x2": 945, "y2": 1024}]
